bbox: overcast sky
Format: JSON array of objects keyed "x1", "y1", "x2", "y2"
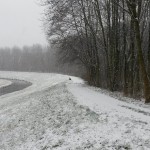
[{"x1": 0, "y1": 0, "x2": 47, "y2": 48}]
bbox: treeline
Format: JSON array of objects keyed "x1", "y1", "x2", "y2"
[
  {"x1": 0, "y1": 44, "x2": 85, "y2": 76},
  {"x1": 42, "y1": 0, "x2": 150, "y2": 103}
]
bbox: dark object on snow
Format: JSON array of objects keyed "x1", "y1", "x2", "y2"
[{"x1": 69, "y1": 77, "x2": 71, "y2": 80}]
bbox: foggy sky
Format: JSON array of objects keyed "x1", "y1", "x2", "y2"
[{"x1": 0, "y1": 0, "x2": 47, "y2": 48}]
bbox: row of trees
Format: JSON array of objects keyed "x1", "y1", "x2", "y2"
[
  {"x1": 42, "y1": 0, "x2": 150, "y2": 103},
  {"x1": 0, "y1": 44, "x2": 85, "y2": 76}
]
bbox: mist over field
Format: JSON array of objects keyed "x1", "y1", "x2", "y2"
[{"x1": 0, "y1": 0, "x2": 85, "y2": 77}]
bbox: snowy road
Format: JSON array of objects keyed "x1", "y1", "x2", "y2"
[
  {"x1": 0, "y1": 79, "x2": 31, "y2": 96},
  {"x1": 0, "y1": 71, "x2": 150, "y2": 149},
  {"x1": 0, "y1": 79, "x2": 12, "y2": 88}
]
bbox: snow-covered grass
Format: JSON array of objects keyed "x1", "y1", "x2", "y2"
[
  {"x1": 68, "y1": 84, "x2": 150, "y2": 149},
  {"x1": 87, "y1": 85, "x2": 150, "y2": 109},
  {"x1": 0, "y1": 71, "x2": 150, "y2": 149}
]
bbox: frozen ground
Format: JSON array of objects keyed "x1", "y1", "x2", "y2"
[{"x1": 0, "y1": 71, "x2": 150, "y2": 150}]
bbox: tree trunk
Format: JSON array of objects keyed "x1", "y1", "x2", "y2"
[
  {"x1": 126, "y1": 0, "x2": 150, "y2": 102},
  {"x1": 134, "y1": 19, "x2": 150, "y2": 103}
]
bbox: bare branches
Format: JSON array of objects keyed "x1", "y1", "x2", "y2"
[{"x1": 41, "y1": 0, "x2": 150, "y2": 100}]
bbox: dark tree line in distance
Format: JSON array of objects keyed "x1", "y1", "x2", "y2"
[{"x1": 0, "y1": 44, "x2": 85, "y2": 77}]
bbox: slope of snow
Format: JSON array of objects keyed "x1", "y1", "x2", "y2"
[
  {"x1": 0, "y1": 71, "x2": 150, "y2": 149},
  {"x1": 68, "y1": 83, "x2": 150, "y2": 149}
]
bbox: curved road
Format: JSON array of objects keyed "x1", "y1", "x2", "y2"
[{"x1": 0, "y1": 78, "x2": 32, "y2": 96}]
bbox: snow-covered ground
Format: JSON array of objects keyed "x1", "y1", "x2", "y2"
[{"x1": 0, "y1": 71, "x2": 150, "y2": 150}]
